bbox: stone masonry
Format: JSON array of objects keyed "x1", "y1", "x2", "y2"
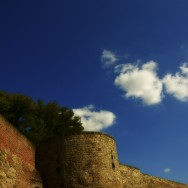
[
  {"x1": 36, "y1": 133, "x2": 122, "y2": 188},
  {"x1": 0, "y1": 115, "x2": 188, "y2": 188},
  {"x1": 36, "y1": 132, "x2": 188, "y2": 188},
  {"x1": 0, "y1": 116, "x2": 42, "y2": 188}
]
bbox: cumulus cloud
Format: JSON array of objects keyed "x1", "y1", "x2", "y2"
[
  {"x1": 114, "y1": 61, "x2": 163, "y2": 105},
  {"x1": 163, "y1": 168, "x2": 171, "y2": 173},
  {"x1": 100, "y1": 49, "x2": 188, "y2": 104},
  {"x1": 163, "y1": 63, "x2": 188, "y2": 101},
  {"x1": 101, "y1": 50, "x2": 118, "y2": 67},
  {"x1": 73, "y1": 105, "x2": 116, "y2": 131}
]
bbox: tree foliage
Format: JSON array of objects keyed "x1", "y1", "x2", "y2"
[{"x1": 0, "y1": 91, "x2": 84, "y2": 145}]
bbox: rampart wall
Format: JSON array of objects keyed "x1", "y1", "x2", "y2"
[
  {"x1": 0, "y1": 116, "x2": 42, "y2": 188},
  {"x1": 0, "y1": 115, "x2": 188, "y2": 188},
  {"x1": 119, "y1": 164, "x2": 145, "y2": 188},
  {"x1": 119, "y1": 164, "x2": 188, "y2": 188},
  {"x1": 36, "y1": 132, "x2": 188, "y2": 188},
  {"x1": 143, "y1": 174, "x2": 188, "y2": 188}
]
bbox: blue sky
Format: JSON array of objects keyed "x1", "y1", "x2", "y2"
[{"x1": 1, "y1": 0, "x2": 188, "y2": 183}]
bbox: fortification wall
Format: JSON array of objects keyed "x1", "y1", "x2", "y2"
[
  {"x1": 143, "y1": 174, "x2": 188, "y2": 188},
  {"x1": 0, "y1": 116, "x2": 42, "y2": 188},
  {"x1": 119, "y1": 164, "x2": 146, "y2": 188},
  {"x1": 1, "y1": 115, "x2": 188, "y2": 188},
  {"x1": 36, "y1": 132, "x2": 188, "y2": 188},
  {"x1": 36, "y1": 132, "x2": 122, "y2": 188},
  {"x1": 119, "y1": 164, "x2": 188, "y2": 188}
]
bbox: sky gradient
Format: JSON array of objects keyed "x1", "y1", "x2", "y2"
[{"x1": 1, "y1": 0, "x2": 188, "y2": 184}]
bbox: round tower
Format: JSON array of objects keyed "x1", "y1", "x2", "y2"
[{"x1": 36, "y1": 132, "x2": 122, "y2": 188}]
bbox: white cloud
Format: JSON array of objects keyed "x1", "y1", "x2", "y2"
[
  {"x1": 114, "y1": 61, "x2": 163, "y2": 105},
  {"x1": 163, "y1": 168, "x2": 171, "y2": 173},
  {"x1": 100, "y1": 49, "x2": 188, "y2": 104},
  {"x1": 163, "y1": 63, "x2": 188, "y2": 101},
  {"x1": 101, "y1": 50, "x2": 118, "y2": 67},
  {"x1": 73, "y1": 105, "x2": 116, "y2": 131}
]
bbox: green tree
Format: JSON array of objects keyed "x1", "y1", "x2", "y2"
[{"x1": 0, "y1": 91, "x2": 84, "y2": 144}]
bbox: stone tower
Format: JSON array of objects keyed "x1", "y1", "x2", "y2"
[
  {"x1": 1, "y1": 115, "x2": 188, "y2": 188},
  {"x1": 36, "y1": 132, "x2": 122, "y2": 188}
]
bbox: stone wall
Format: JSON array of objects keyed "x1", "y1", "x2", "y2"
[
  {"x1": 0, "y1": 115, "x2": 188, "y2": 188},
  {"x1": 119, "y1": 164, "x2": 145, "y2": 188},
  {"x1": 0, "y1": 116, "x2": 42, "y2": 188},
  {"x1": 143, "y1": 174, "x2": 188, "y2": 188},
  {"x1": 36, "y1": 132, "x2": 122, "y2": 188},
  {"x1": 119, "y1": 163, "x2": 188, "y2": 188},
  {"x1": 36, "y1": 132, "x2": 188, "y2": 188}
]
